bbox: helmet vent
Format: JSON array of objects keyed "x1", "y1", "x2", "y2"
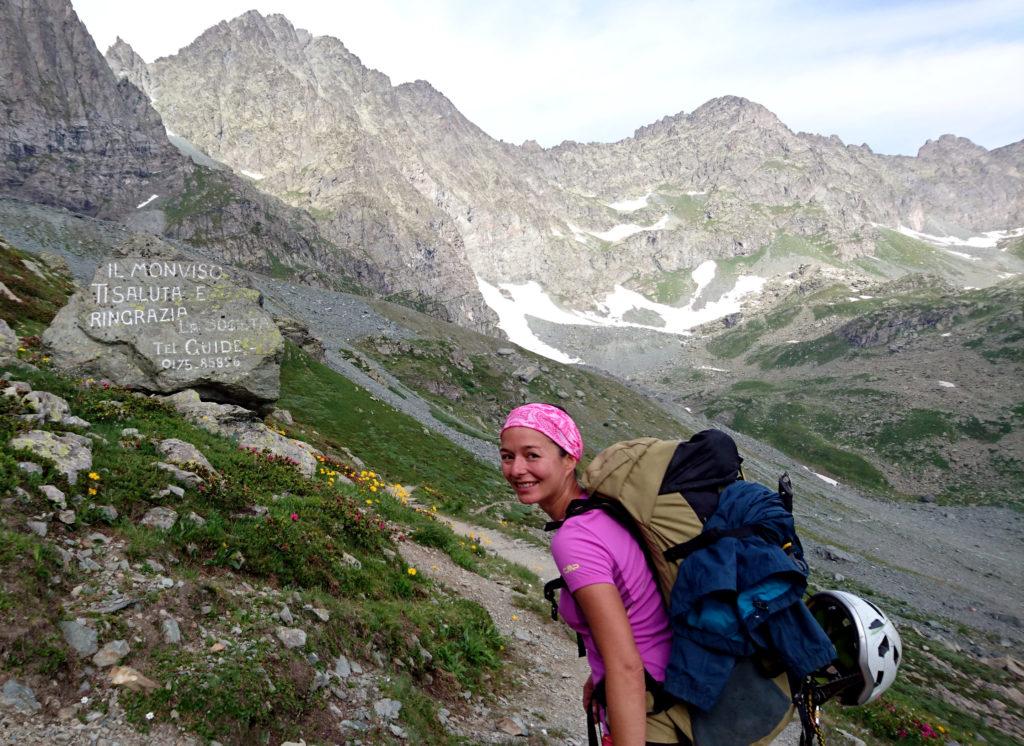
[
  {"x1": 894, "y1": 646, "x2": 901, "y2": 665},
  {"x1": 869, "y1": 619, "x2": 884, "y2": 630},
  {"x1": 878, "y1": 636, "x2": 890, "y2": 657},
  {"x1": 875, "y1": 670, "x2": 885, "y2": 686}
]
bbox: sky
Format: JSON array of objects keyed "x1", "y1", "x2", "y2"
[{"x1": 71, "y1": 0, "x2": 1024, "y2": 155}]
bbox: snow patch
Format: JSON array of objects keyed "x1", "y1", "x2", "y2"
[
  {"x1": 943, "y1": 248, "x2": 980, "y2": 261},
  {"x1": 565, "y1": 222, "x2": 591, "y2": 245},
  {"x1": 475, "y1": 261, "x2": 768, "y2": 363},
  {"x1": 685, "y1": 190, "x2": 707, "y2": 196},
  {"x1": 699, "y1": 366, "x2": 729, "y2": 373},
  {"x1": 812, "y1": 472, "x2": 839, "y2": 487},
  {"x1": 937, "y1": 381, "x2": 956, "y2": 388},
  {"x1": 475, "y1": 278, "x2": 582, "y2": 364},
  {"x1": 897, "y1": 225, "x2": 1024, "y2": 249},
  {"x1": 136, "y1": 195, "x2": 158, "y2": 209},
  {"x1": 607, "y1": 193, "x2": 651, "y2": 212},
  {"x1": 240, "y1": 169, "x2": 265, "y2": 181},
  {"x1": 786, "y1": 340, "x2": 800, "y2": 344},
  {"x1": 585, "y1": 214, "x2": 671, "y2": 243},
  {"x1": 940, "y1": 332, "x2": 952, "y2": 337}
]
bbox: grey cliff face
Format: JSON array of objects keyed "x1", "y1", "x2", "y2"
[{"x1": 0, "y1": 0, "x2": 185, "y2": 217}]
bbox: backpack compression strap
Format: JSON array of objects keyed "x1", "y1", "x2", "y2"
[{"x1": 662, "y1": 525, "x2": 759, "y2": 562}]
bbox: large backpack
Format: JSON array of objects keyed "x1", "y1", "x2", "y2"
[{"x1": 543, "y1": 431, "x2": 835, "y2": 746}]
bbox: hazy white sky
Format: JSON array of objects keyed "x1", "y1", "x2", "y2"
[{"x1": 72, "y1": 0, "x2": 1024, "y2": 155}]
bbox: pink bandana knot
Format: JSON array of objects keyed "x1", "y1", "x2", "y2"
[{"x1": 501, "y1": 403, "x2": 583, "y2": 461}]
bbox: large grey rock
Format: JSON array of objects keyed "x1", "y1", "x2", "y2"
[
  {"x1": 156, "y1": 438, "x2": 213, "y2": 472},
  {"x1": 1, "y1": 679, "x2": 41, "y2": 713},
  {"x1": 42, "y1": 237, "x2": 283, "y2": 406},
  {"x1": 0, "y1": 319, "x2": 18, "y2": 362},
  {"x1": 9, "y1": 430, "x2": 91, "y2": 484},
  {"x1": 22, "y1": 390, "x2": 71, "y2": 422},
  {"x1": 164, "y1": 389, "x2": 320, "y2": 476},
  {"x1": 59, "y1": 619, "x2": 98, "y2": 656}
]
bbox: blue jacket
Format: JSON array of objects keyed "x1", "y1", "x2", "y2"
[{"x1": 664, "y1": 481, "x2": 836, "y2": 711}]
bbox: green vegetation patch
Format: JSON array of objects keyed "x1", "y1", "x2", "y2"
[
  {"x1": 279, "y1": 344, "x2": 507, "y2": 516},
  {"x1": 749, "y1": 333, "x2": 851, "y2": 368},
  {"x1": 163, "y1": 166, "x2": 238, "y2": 230},
  {"x1": 0, "y1": 235, "x2": 77, "y2": 335},
  {"x1": 707, "y1": 306, "x2": 800, "y2": 359}
]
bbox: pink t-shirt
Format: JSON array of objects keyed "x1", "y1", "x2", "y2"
[{"x1": 550, "y1": 506, "x2": 671, "y2": 684}]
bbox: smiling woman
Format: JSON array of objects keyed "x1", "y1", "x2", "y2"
[{"x1": 498, "y1": 403, "x2": 683, "y2": 746}]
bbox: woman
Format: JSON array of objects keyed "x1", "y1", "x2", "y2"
[{"x1": 499, "y1": 403, "x2": 681, "y2": 746}]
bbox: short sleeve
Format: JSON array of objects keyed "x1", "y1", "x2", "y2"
[{"x1": 551, "y1": 520, "x2": 616, "y2": 593}]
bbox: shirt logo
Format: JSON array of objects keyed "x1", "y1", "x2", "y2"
[{"x1": 562, "y1": 563, "x2": 580, "y2": 574}]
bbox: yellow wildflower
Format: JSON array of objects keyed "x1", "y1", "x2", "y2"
[
  {"x1": 407, "y1": 567, "x2": 417, "y2": 576},
  {"x1": 87, "y1": 472, "x2": 101, "y2": 481},
  {"x1": 511, "y1": 614, "x2": 519, "y2": 621},
  {"x1": 88, "y1": 487, "x2": 97, "y2": 496}
]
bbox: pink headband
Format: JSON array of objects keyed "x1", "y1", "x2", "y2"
[{"x1": 501, "y1": 403, "x2": 584, "y2": 461}]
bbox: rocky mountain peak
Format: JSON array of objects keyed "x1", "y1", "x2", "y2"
[
  {"x1": 689, "y1": 95, "x2": 783, "y2": 128},
  {"x1": 917, "y1": 134, "x2": 987, "y2": 161},
  {"x1": 105, "y1": 36, "x2": 151, "y2": 96}
]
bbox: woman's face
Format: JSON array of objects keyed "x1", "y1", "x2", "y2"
[{"x1": 499, "y1": 426, "x2": 577, "y2": 513}]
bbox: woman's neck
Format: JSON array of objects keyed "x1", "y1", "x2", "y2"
[{"x1": 543, "y1": 478, "x2": 583, "y2": 522}]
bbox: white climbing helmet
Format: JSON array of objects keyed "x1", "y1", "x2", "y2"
[{"x1": 807, "y1": 590, "x2": 902, "y2": 705}]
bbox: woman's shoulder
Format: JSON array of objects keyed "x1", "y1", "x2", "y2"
[{"x1": 552, "y1": 506, "x2": 633, "y2": 551}]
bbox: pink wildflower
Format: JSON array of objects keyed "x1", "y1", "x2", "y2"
[{"x1": 290, "y1": 513, "x2": 299, "y2": 521}]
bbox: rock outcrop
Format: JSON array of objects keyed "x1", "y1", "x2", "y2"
[
  {"x1": 0, "y1": 0, "x2": 185, "y2": 218},
  {"x1": 42, "y1": 235, "x2": 283, "y2": 405}
]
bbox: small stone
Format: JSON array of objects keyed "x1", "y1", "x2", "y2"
[
  {"x1": 22, "y1": 390, "x2": 71, "y2": 422},
  {"x1": 17, "y1": 461, "x2": 42, "y2": 476},
  {"x1": 333, "y1": 655, "x2": 352, "y2": 678},
  {"x1": 389, "y1": 724, "x2": 407, "y2": 739},
  {"x1": 183, "y1": 511, "x2": 206, "y2": 526},
  {"x1": 120, "y1": 428, "x2": 141, "y2": 438},
  {"x1": 154, "y1": 462, "x2": 203, "y2": 488},
  {"x1": 496, "y1": 716, "x2": 527, "y2": 736},
  {"x1": 275, "y1": 627, "x2": 306, "y2": 649},
  {"x1": 209, "y1": 642, "x2": 226, "y2": 653},
  {"x1": 374, "y1": 698, "x2": 402, "y2": 720},
  {"x1": 40, "y1": 484, "x2": 67, "y2": 508},
  {"x1": 163, "y1": 484, "x2": 185, "y2": 499},
  {"x1": 26, "y1": 520, "x2": 48, "y2": 537},
  {"x1": 1, "y1": 679, "x2": 42, "y2": 713},
  {"x1": 161, "y1": 617, "x2": 182, "y2": 644},
  {"x1": 496, "y1": 348, "x2": 515, "y2": 356},
  {"x1": 156, "y1": 439, "x2": 214, "y2": 472},
  {"x1": 61, "y1": 415, "x2": 92, "y2": 429},
  {"x1": 88, "y1": 595, "x2": 136, "y2": 614},
  {"x1": 60, "y1": 619, "x2": 98, "y2": 656},
  {"x1": 817, "y1": 545, "x2": 857, "y2": 563},
  {"x1": 58, "y1": 509, "x2": 76, "y2": 525},
  {"x1": 278, "y1": 605, "x2": 294, "y2": 625},
  {"x1": 140, "y1": 507, "x2": 178, "y2": 531},
  {"x1": 92, "y1": 640, "x2": 130, "y2": 667},
  {"x1": 145, "y1": 559, "x2": 165, "y2": 573},
  {"x1": 97, "y1": 505, "x2": 118, "y2": 521},
  {"x1": 109, "y1": 665, "x2": 159, "y2": 692},
  {"x1": 311, "y1": 671, "x2": 331, "y2": 691},
  {"x1": 305, "y1": 605, "x2": 329, "y2": 622},
  {"x1": 341, "y1": 553, "x2": 362, "y2": 570}
]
